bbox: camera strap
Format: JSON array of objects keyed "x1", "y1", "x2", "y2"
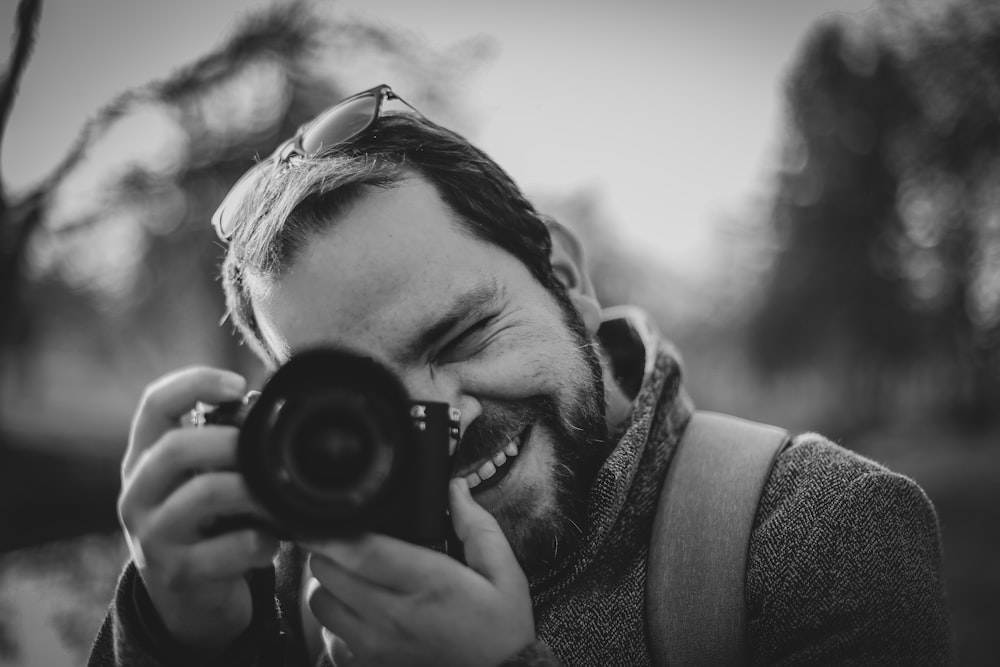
[{"x1": 646, "y1": 410, "x2": 790, "y2": 666}]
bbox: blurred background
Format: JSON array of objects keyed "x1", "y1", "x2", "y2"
[{"x1": 0, "y1": 0, "x2": 997, "y2": 664}]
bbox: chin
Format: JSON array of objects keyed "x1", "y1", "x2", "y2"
[{"x1": 475, "y1": 425, "x2": 584, "y2": 575}]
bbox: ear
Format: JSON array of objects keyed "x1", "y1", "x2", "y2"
[{"x1": 546, "y1": 218, "x2": 602, "y2": 336}]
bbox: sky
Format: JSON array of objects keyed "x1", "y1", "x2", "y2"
[{"x1": 0, "y1": 0, "x2": 876, "y2": 278}]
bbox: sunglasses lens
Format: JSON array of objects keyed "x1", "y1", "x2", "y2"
[
  {"x1": 301, "y1": 93, "x2": 380, "y2": 155},
  {"x1": 214, "y1": 164, "x2": 269, "y2": 240}
]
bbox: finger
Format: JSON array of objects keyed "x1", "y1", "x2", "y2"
[
  {"x1": 308, "y1": 552, "x2": 394, "y2": 619},
  {"x1": 449, "y1": 477, "x2": 524, "y2": 588},
  {"x1": 301, "y1": 535, "x2": 446, "y2": 593},
  {"x1": 328, "y1": 633, "x2": 360, "y2": 667},
  {"x1": 307, "y1": 577, "x2": 366, "y2": 647},
  {"x1": 126, "y1": 367, "x2": 246, "y2": 476},
  {"x1": 151, "y1": 471, "x2": 272, "y2": 542},
  {"x1": 123, "y1": 427, "x2": 239, "y2": 513},
  {"x1": 183, "y1": 528, "x2": 281, "y2": 580}
]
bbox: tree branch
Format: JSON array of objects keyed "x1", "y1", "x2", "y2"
[{"x1": 0, "y1": 0, "x2": 42, "y2": 210}]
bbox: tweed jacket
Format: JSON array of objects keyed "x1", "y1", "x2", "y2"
[{"x1": 88, "y1": 308, "x2": 952, "y2": 666}]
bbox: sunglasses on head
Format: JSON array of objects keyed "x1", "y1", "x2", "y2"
[{"x1": 211, "y1": 83, "x2": 421, "y2": 242}]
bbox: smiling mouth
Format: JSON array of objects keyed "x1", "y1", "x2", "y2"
[{"x1": 456, "y1": 425, "x2": 530, "y2": 493}]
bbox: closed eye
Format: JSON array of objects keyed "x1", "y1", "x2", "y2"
[{"x1": 435, "y1": 316, "x2": 496, "y2": 363}]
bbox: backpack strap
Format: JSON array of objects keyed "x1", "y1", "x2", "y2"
[{"x1": 646, "y1": 411, "x2": 790, "y2": 666}]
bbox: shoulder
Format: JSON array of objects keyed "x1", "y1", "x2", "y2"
[
  {"x1": 758, "y1": 433, "x2": 919, "y2": 521},
  {"x1": 747, "y1": 433, "x2": 953, "y2": 663},
  {"x1": 754, "y1": 433, "x2": 941, "y2": 548}
]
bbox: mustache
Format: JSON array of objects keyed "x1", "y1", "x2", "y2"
[{"x1": 453, "y1": 397, "x2": 556, "y2": 470}]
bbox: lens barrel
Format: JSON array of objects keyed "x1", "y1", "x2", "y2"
[{"x1": 233, "y1": 347, "x2": 454, "y2": 542}]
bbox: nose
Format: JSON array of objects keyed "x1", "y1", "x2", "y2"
[{"x1": 398, "y1": 368, "x2": 481, "y2": 455}]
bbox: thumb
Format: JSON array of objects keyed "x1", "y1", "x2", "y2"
[{"x1": 449, "y1": 478, "x2": 525, "y2": 588}]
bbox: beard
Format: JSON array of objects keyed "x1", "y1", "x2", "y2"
[{"x1": 454, "y1": 296, "x2": 609, "y2": 577}]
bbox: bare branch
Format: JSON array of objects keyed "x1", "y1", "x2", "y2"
[{"x1": 0, "y1": 0, "x2": 43, "y2": 210}]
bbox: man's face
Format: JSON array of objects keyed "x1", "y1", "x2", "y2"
[{"x1": 250, "y1": 175, "x2": 607, "y2": 574}]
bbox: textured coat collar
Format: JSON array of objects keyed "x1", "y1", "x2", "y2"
[{"x1": 529, "y1": 307, "x2": 693, "y2": 592}]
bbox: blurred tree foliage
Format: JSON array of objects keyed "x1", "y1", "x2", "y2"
[
  {"x1": 2, "y1": 0, "x2": 487, "y2": 373},
  {"x1": 750, "y1": 0, "x2": 1000, "y2": 430}
]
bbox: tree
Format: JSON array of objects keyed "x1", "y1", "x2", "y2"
[{"x1": 750, "y1": 0, "x2": 1000, "y2": 429}]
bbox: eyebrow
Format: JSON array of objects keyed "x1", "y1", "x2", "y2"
[{"x1": 400, "y1": 278, "x2": 507, "y2": 364}]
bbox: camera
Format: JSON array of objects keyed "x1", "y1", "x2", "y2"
[{"x1": 199, "y1": 346, "x2": 460, "y2": 546}]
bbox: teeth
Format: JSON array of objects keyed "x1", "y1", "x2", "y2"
[
  {"x1": 464, "y1": 434, "x2": 523, "y2": 489},
  {"x1": 477, "y1": 461, "x2": 497, "y2": 480}
]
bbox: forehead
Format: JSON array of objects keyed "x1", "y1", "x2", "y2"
[{"x1": 251, "y1": 175, "x2": 529, "y2": 362}]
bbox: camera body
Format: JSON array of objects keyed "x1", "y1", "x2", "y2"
[{"x1": 202, "y1": 347, "x2": 460, "y2": 545}]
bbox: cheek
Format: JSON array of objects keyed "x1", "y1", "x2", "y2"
[
  {"x1": 493, "y1": 423, "x2": 562, "y2": 521},
  {"x1": 454, "y1": 332, "x2": 588, "y2": 404}
]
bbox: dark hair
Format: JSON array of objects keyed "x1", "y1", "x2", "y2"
[{"x1": 221, "y1": 113, "x2": 561, "y2": 364}]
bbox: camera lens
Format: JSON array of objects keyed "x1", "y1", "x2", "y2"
[
  {"x1": 287, "y1": 411, "x2": 375, "y2": 490},
  {"x1": 236, "y1": 347, "x2": 413, "y2": 538}
]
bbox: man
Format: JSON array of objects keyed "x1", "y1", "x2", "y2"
[{"x1": 90, "y1": 84, "x2": 952, "y2": 666}]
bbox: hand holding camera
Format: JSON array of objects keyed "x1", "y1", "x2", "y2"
[
  {"x1": 305, "y1": 478, "x2": 536, "y2": 667},
  {"x1": 118, "y1": 346, "x2": 535, "y2": 661},
  {"x1": 118, "y1": 366, "x2": 278, "y2": 653},
  {"x1": 118, "y1": 347, "x2": 469, "y2": 654}
]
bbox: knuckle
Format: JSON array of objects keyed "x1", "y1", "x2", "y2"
[
  {"x1": 129, "y1": 439, "x2": 168, "y2": 483},
  {"x1": 153, "y1": 430, "x2": 186, "y2": 468},
  {"x1": 116, "y1": 491, "x2": 135, "y2": 529},
  {"x1": 202, "y1": 477, "x2": 229, "y2": 505},
  {"x1": 117, "y1": 479, "x2": 153, "y2": 533},
  {"x1": 138, "y1": 376, "x2": 173, "y2": 414},
  {"x1": 127, "y1": 525, "x2": 160, "y2": 570},
  {"x1": 412, "y1": 580, "x2": 449, "y2": 608},
  {"x1": 137, "y1": 383, "x2": 159, "y2": 411},
  {"x1": 140, "y1": 366, "x2": 212, "y2": 409}
]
